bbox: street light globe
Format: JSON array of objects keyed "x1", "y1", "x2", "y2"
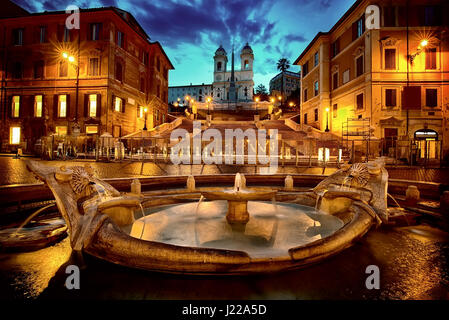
[
  {"x1": 255, "y1": 97, "x2": 260, "y2": 102},
  {"x1": 62, "y1": 52, "x2": 68, "y2": 59},
  {"x1": 144, "y1": 107, "x2": 148, "y2": 113},
  {"x1": 325, "y1": 107, "x2": 330, "y2": 112},
  {"x1": 68, "y1": 56, "x2": 75, "y2": 63},
  {"x1": 420, "y1": 39, "x2": 428, "y2": 47},
  {"x1": 270, "y1": 98, "x2": 275, "y2": 103},
  {"x1": 289, "y1": 102, "x2": 293, "y2": 107},
  {"x1": 278, "y1": 96, "x2": 282, "y2": 100}
]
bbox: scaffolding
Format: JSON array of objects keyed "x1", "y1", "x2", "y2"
[{"x1": 342, "y1": 117, "x2": 371, "y2": 162}]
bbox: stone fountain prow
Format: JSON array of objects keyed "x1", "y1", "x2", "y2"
[
  {"x1": 313, "y1": 159, "x2": 388, "y2": 223},
  {"x1": 26, "y1": 160, "x2": 143, "y2": 251}
]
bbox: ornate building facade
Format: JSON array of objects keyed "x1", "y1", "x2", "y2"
[
  {"x1": 0, "y1": 3, "x2": 173, "y2": 153},
  {"x1": 294, "y1": 0, "x2": 448, "y2": 162},
  {"x1": 212, "y1": 43, "x2": 254, "y2": 103}
]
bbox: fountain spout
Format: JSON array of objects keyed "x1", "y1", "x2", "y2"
[{"x1": 234, "y1": 173, "x2": 242, "y2": 192}]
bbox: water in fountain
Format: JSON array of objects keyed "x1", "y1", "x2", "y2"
[
  {"x1": 138, "y1": 203, "x2": 146, "y2": 239},
  {"x1": 387, "y1": 193, "x2": 402, "y2": 208},
  {"x1": 12, "y1": 203, "x2": 55, "y2": 237},
  {"x1": 130, "y1": 200, "x2": 344, "y2": 259},
  {"x1": 194, "y1": 195, "x2": 204, "y2": 245}
]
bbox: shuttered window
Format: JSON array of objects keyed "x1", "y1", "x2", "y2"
[
  {"x1": 426, "y1": 89, "x2": 437, "y2": 107},
  {"x1": 425, "y1": 48, "x2": 436, "y2": 70},
  {"x1": 384, "y1": 49, "x2": 396, "y2": 69},
  {"x1": 385, "y1": 89, "x2": 397, "y2": 107}
]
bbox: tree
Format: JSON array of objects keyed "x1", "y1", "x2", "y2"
[
  {"x1": 255, "y1": 84, "x2": 268, "y2": 95},
  {"x1": 276, "y1": 58, "x2": 291, "y2": 105},
  {"x1": 276, "y1": 58, "x2": 290, "y2": 72},
  {"x1": 254, "y1": 84, "x2": 269, "y2": 101}
]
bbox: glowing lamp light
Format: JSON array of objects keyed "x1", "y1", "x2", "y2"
[
  {"x1": 62, "y1": 52, "x2": 68, "y2": 59},
  {"x1": 68, "y1": 56, "x2": 75, "y2": 63},
  {"x1": 420, "y1": 39, "x2": 428, "y2": 47},
  {"x1": 270, "y1": 97, "x2": 275, "y2": 103},
  {"x1": 144, "y1": 107, "x2": 148, "y2": 113},
  {"x1": 255, "y1": 97, "x2": 260, "y2": 102},
  {"x1": 325, "y1": 107, "x2": 330, "y2": 112}
]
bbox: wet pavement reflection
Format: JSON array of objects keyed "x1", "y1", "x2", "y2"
[{"x1": 1, "y1": 225, "x2": 448, "y2": 300}]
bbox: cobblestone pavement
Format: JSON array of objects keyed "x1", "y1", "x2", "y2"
[{"x1": 0, "y1": 157, "x2": 448, "y2": 186}]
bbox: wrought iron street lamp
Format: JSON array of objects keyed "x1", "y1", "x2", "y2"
[
  {"x1": 143, "y1": 107, "x2": 148, "y2": 130},
  {"x1": 325, "y1": 107, "x2": 330, "y2": 132}
]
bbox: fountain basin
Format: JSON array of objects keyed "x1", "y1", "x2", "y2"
[{"x1": 25, "y1": 160, "x2": 384, "y2": 275}]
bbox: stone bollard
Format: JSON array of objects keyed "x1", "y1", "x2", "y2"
[
  {"x1": 441, "y1": 191, "x2": 449, "y2": 215},
  {"x1": 187, "y1": 175, "x2": 195, "y2": 192},
  {"x1": 131, "y1": 179, "x2": 141, "y2": 194},
  {"x1": 405, "y1": 185, "x2": 420, "y2": 205},
  {"x1": 285, "y1": 175, "x2": 294, "y2": 190}
]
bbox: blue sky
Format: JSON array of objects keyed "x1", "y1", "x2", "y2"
[{"x1": 14, "y1": 0, "x2": 355, "y2": 88}]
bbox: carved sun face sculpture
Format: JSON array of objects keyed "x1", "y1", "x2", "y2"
[
  {"x1": 345, "y1": 163, "x2": 370, "y2": 188},
  {"x1": 70, "y1": 166, "x2": 95, "y2": 195}
]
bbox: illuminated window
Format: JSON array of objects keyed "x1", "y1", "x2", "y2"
[
  {"x1": 314, "y1": 81, "x2": 319, "y2": 96},
  {"x1": 114, "y1": 97, "x2": 123, "y2": 112},
  {"x1": 343, "y1": 69, "x2": 350, "y2": 84},
  {"x1": 59, "y1": 95, "x2": 67, "y2": 117},
  {"x1": 10, "y1": 127, "x2": 20, "y2": 144},
  {"x1": 85, "y1": 125, "x2": 98, "y2": 134},
  {"x1": 55, "y1": 126, "x2": 67, "y2": 136},
  {"x1": 12, "y1": 96, "x2": 20, "y2": 118},
  {"x1": 35, "y1": 95, "x2": 42, "y2": 117},
  {"x1": 89, "y1": 94, "x2": 97, "y2": 117}
]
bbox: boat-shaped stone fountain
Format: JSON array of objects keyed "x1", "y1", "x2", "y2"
[{"x1": 26, "y1": 159, "x2": 387, "y2": 275}]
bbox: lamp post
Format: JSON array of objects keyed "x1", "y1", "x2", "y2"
[
  {"x1": 325, "y1": 107, "x2": 330, "y2": 132},
  {"x1": 62, "y1": 51, "x2": 80, "y2": 136},
  {"x1": 143, "y1": 107, "x2": 148, "y2": 131},
  {"x1": 255, "y1": 96, "x2": 260, "y2": 114},
  {"x1": 206, "y1": 96, "x2": 212, "y2": 115}
]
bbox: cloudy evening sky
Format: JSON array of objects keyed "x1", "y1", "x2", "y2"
[{"x1": 13, "y1": 0, "x2": 355, "y2": 88}]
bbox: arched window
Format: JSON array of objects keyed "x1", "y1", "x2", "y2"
[
  {"x1": 244, "y1": 60, "x2": 249, "y2": 69},
  {"x1": 217, "y1": 62, "x2": 222, "y2": 71}
]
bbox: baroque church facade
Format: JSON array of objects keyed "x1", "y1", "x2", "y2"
[{"x1": 212, "y1": 43, "x2": 254, "y2": 103}]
